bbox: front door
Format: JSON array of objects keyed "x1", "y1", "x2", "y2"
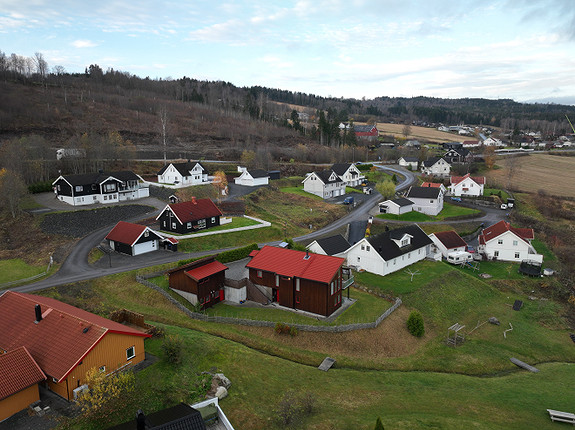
[
  {"x1": 219, "y1": 289, "x2": 225, "y2": 301},
  {"x1": 272, "y1": 289, "x2": 278, "y2": 303}
]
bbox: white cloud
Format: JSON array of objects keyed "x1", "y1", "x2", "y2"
[{"x1": 71, "y1": 39, "x2": 97, "y2": 48}]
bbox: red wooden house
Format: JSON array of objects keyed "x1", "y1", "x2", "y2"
[
  {"x1": 166, "y1": 256, "x2": 228, "y2": 309},
  {"x1": 246, "y1": 246, "x2": 344, "y2": 317},
  {"x1": 354, "y1": 124, "x2": 379, "y2": 141}
]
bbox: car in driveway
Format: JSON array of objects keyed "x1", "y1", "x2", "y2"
[
  {"x1": 500, "y1": 203, "x2": 508, "y2": 210},
  {"x1": 343, "y1": 196, "x2": 354, "y2": 205}
]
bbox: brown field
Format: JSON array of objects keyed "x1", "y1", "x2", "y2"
[
  {"x1": 486, "y1": 154, "x2": 575, "y2": 198},
  {"x1": 376, "y1": 122, "x2": 461, "y2": 143}
]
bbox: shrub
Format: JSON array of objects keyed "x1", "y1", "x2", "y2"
[
  {"x1": 217, "y1": 243, "x2": 259, "y2": 263},
  {"x1": 275, "y1": 322, "x2": 284, "y2": 334},
  {"x1": 406, "y1": 311, "x2": 425, "y2": 337},
  {"x1": 163, "y1": 334, "x2": 184, "y2": 364},
  {"x1": 273, "y1": 390, "x2": 317, "y2": 428},
  {"x1": 289, "y1": 326, "x2": 299, "y2": 337},
  {"x1": 28, "y1": 181, "x2": 53, "y2": 194},
  {"x1": 275, "y1": 322, "x2": 298, "y2": 336},
  {"x1": 374, "y1": 417, "x2": 385, "y2": 430}
]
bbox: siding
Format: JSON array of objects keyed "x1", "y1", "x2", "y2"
[{"x1": 0, "y1": 384, "x2": 40, "y2": 422}]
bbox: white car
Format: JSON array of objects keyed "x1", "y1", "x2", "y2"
[{"x1": 500, "y1": 203, "x2": 508, "y2": 210}]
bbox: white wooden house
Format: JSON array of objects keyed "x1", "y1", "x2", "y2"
[
  {"x1": 331, "y1": 163, "x2": 365, "y2": 187},
  {"x1": 302, "y1": 170, "x2": 346, "y2": 199},
  {"x1": 157, "y1": 161, "x2": 209, "y2": 187},
  {"x1": 420, "y1": 157, "x2": 451, "y2": 177},
  {"x1": 404, "y1": 186, "x2": 444, "y2": 216},
  {"x1": 378, "y1": 197, "x2": 414, "y2": 215},
  {"x1": 477, "y1": 220, "x2": 543, "y2": 263},
  {"x1": 449, "y1": 174, "x2": 485, "y2": 197},
  {"x1": 234, "y1": 167, "x2": 269, "y2": 187}
]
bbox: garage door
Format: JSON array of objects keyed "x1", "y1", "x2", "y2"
[{"x1": 133, "y1": 240, "x2": 157, "y2": 256}]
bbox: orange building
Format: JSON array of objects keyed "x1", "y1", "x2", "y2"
[
  {"x1": 0, "y1": 291, "x2": 151, "y2": 401},
  {"x1": 0, "y1": 346, "x2": 46, "y2": 422}
]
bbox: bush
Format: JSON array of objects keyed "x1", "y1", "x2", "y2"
[
  {"x1": 163, "y1": 334, "x2": 184, "y2": 364},
  {"x1": 356, "y1": 163, "x2": 373, "y2": 171},
  {"x1": 28, "y1": 181, "x2": 53, "y2": 193},
  {"x1": 374, "y1": 417, "x2": 385, "y2": 430},
  {"x1": 406, "y1": 311, "x2": 425, "y2": 337},
  {"x1": 274, "y1": 390, "x2": 316, "y2": 428},
  {"x1": 217, "y1": 243, "x2": 259, "y2": 263},
  {"x1": 275, "y1": 322, "x2": 298, "y2": 336}
]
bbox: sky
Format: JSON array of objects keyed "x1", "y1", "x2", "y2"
[{"x1": 1, "y1": 0, "x2": 575, "y2": 105}]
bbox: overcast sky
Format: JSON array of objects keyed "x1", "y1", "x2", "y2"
[{"x1": 2, "y1": 0, "x2": 575, "y2": 104}]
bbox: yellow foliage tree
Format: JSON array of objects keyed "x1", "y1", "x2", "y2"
[
  {"x1": 375, "y1": 179, "x2": 396, "y2": 200},
  {"x1": 76, "y1": 367, "x2": 135, "y2": 418},
  {"x1": 212, "y1": 170, "x2": 228, "y2": 201},
  {"x1": 484, "y1": 146, "x2": 496, "y2": 170}
]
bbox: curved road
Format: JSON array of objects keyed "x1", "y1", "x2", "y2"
[{"x1": 11, "y1": 165, "x2": 424, "y2": 293}]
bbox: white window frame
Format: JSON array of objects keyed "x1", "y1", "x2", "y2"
[{"x1": 126, "y1": 346, "x2": 135, "y2": 360}]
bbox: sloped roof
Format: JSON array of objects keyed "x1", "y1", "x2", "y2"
[
  {"x1": 105, "y1": 221, "x2": 163, "y2": 246},
  {"x1": 186, "y1": 260, "x2": 228, "y2": 282},
  {"x1": 314, "y1": 170, "x2": 342, "y2": 185},
  {"x1": 431, "y1": 230, "x2": 467, "y2": 249},
  {"x1": 400, "y1": 157, "x2": 419, "y2": 162},
  {"x1": 420, "y1": 182, "x2": 444, "y2": 188},
  {"x1": 478, "y1": 220, "x2": 534, "y2": 245},
  {"x1": 53, "y1": 171, "x2": 140, "y2": 186},
  {"x1": 0, "y1": 291, "x2": 150, "y2": 382},
  {"x1": 159, "y1": 199, "x2": 222, "y2": 224},
  {"x1": 157, "y1": 161, "x2": 207, "y2": 177},
  {"x1": 405, "y1": 186, "x2": 441, "y2": 199},
  {"x1": 0, "y1": 346, "x2": 46, "y2": 401},
  {"x1": 107, "y1": 403, "x2": 206, "y2": 430},
  {"x1": 246, "y1": 246, "x2": 344, "y2": 284},
  {"x1": 391, "y1": 197, "x2": 414, "y2": 207},
  {"x1": 422, "y1": 157, "x2": 448, "y2": 167},
  {"x1": 354, "y1": 125, "x2": 377, "y2": 133},
  {"x1": 450, "y1": 173, "x2": 486, "y2": 185},
  {"x1": 313, "y1": 234, "x2": 351, "y2": 256},
  {"x1": 367, "y1": 224, "x2": 432, "y2": 261},
  {"x1": 331, "y1": 163, "x2": 353, "y2": 176},
  {"x1": 247, "y1": 169, "x2": 269, "y2": 178}
]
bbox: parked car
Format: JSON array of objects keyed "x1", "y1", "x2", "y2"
[
  {"x1": 507, "y1": 198, "x2": 515, "y2": 208},
  {"x1": 500, "y1": 203, "x2": 508, "y2": 210},
  {"x1": 467, "y1": 245, "x2": 475, "y2": 254},
  {"x1": 450, "y1": 197, "x2": 462, "y2": 202},
  {"x1": 343, "y1": 196, "x2": 354, "y2": 205}
]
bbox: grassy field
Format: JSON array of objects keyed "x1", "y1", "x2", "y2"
[
  {"x1": 375, "y1": 122, "x2": 462, "y2": 143},
  {"x1": 0, "y1": 259, "x2": 46, "y2": 284},
  {"x1": 163, "y1": 217, "x2": 260, "y2": 237},
  {"x1": 376, "y1": 202, "x2": 480, "y2": 222},
  {"x1": 486, "y1": 154, "x2": 575, "y2": 197}
]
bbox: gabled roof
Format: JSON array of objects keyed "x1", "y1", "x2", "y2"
[
  {"x1": 331, "y1": 163, "x2": 353, "y2": 176},
  {"x1": 314, "y1": 170, "x2": 342, "y2": 185},
  {"x1": 52, "y1": 171, "x2": 140, "y2": 187},
  {"x1": 246, "y1": 246, "x2": 344, "y2": 284},
  {"x1": 247, "y1": 169, "x2": 269, "y2": 178},
  {"x1": 450, "y1": 173, "x2": 486, "y2": 185},
  {"x1": 0, "y1": 292, "x2": 150, "y2": 382},
  {"x1": 405, "y1": 186, "x2": 441, "y2": 199},
  {"x1": 400, "y1": 157, "x2": 419, "y2": 162},
  {"x1": 354, "y1": 125, "x2": 377, "y2": 133},
  {"x1": 312, "y1": 234, "x2": 351, "y2": 256},
  {"x1": 431, "y1": 230, "x2": 467, "y2": 249},
  {"x1": 420, "y1": 182, "x2": 444, "y2": 188},
  {"x1": 157, "y1": 199, "x2": 222, "y2": 224},
  {"x1": 422, "y1": 157, "x2": 448, "y2": 167},
  {"x1": 157, "y1": 161, "x2": 207, "y2": 177},
  {"x1": 478, "y1": 220, "x2": 535, "y2": 245},
  {"x1": 186, "y1": 260, "x2": 228, "y2": 282},
  {"x1": 379, "y1": 197, "x2": 414, "y2": 208},
  {"x1": 0, "y1": 346, "x2": 46, "y2": 401},
  {"x1": 105, "y1": 221, "x2": 163, "y2": 246},
  {"x1": 107, "y1": 403, "x2": 207, "y2": 430},
  {"x1": 366, "y1": 224, "x2": 432, "y2": 261}
]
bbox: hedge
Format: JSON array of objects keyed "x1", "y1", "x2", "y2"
[{"x1": 217, "y1": 243, "x2": 259, "y2": 263}]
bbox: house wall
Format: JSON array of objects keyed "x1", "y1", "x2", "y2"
[
  {"x1": 341, "y1": 166, "x2": 364, "y2": 186},
  {"x1": 158, "y1": 165, "x2": 185, "y2": 185},
  {"x1": 0, "y1": 384, "x2": 40, "y2": 422},
  {"x1": 172, "y1": 288, "x2": 198, "y2": 305},
  {"x1": 409, "y1": 195, "x2": 443, "y2": 216},
  {"x1": 398, "y1": 159, "x2": 418, "y2": 169},
  {"x1": 422, "y1": 159, "x2": 451, "y2": 177},
  {"x1": 306, "y1": 242, "x2": 327, "y2": 255},
  {"x1": 169, "y1": 271, "x2": 225, "y2": 309},
  {"x1": 47, "y1": 332, "x2": 147, "y2": 401},
  {"x1": 224, "y1": 285, "x2": 246, "y2": 303},
  {"x1": 158, "y1": 211, "x2": 220, "y2": 234},
  {"x1": 481, "y1": 231, "x2": 543, "y2": 263},
  {"x1": 303, "y1": 175, "x2": 326, "y2": 198},
  {"x1": 379, "y1": 201, "x2": 413, "y2": 215},
  {"x1": 450, "y1": 178, "x2": 484, "y2": 197}
]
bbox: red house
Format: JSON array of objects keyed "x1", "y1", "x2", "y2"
[
  {"x1": 246, "y1": 246, "x2": 344, "y2": 317},
  {"x1": 354, "y1": 124, "x2": 379, "y2": 141}
]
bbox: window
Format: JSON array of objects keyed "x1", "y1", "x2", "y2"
[
  {"x1": 401, "y1": 238, "x2": 409, "y2": 247},
  {"x1": 515, "y1": 252, "x2": 520, "y2": 259},
  {"x1": 257, "y1": 270, "x2": 262, "y2": 278},
  {"x1": 104, "y1": 195, "x2": 107, "y2": 200},
  {"x1": 211, "y1": 217, "x2": 216, "y2": 223},
  {"x1": 99, "y1": 365, "x2": 106, "y2": 373},
  {"x1": 331, "y1": 282, "x2": 334, "y2": 295},
  {"x1": 187, "y1": 222, "x2": 192, "y2": 229},
  {"x1": 367, "y1": 246, "x2": 370, "y2": 251},
  {"x1": 357, "y1": 257, "x2": 360, "y2": 262},
  {"x1": 275, "y1": 275, "x2": 279, "y2": 287},
  {"x1": 75, "y1": 185, "x2": 83, "y2": 192},
  {"x1": 494, "y1": 251, "x2": 499, "y2": 257},
  {"x1": 144, "y1": 230, "x2": 149, "y2": 238},
  {"x1": 126, "y1": 346, "x2": 135, "y2": 360},
  {"x1": 361, "y1": 245, "x2": 365, "y2": 251},
  {"x1": 513, "y1": 240, "x2": 518, "y2": 246},
  {"x1": 296, "y1": 278, "x2": 300, "y2": 292},
  {"x1": 498, "y1": 239, "x2": 503, "y2": 245},
  {"x1": 104, "y1": 183, "x2": 116, "y2": 192},
  {"x1": 163, "y1": 221, "x2": 166, "y2": 227},
  {"x1": 57, "y1": 184, "x2": 61, "y2": 191},
  {"x1": 171, "y1": 222, "x2": 176, "y2": 229}
]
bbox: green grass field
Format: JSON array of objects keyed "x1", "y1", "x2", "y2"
[
  {"x1": 377, "y1": 202, "x2": 480, "y2": 222},
  {"x1": 0, "y1": 259, "x2": 46, "y2": 284}
]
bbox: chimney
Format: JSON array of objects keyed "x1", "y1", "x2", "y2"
[
  {"x1": 35, "y1": 304, "x2": 42, "y2": 323},
  {"x1": 136, "y1": 410, "x2": 146, "y2": 430},
  {"x1": 304, "y1": 250, "x2": 310, "y2": 260},
  {"x1": 191, "y1": 196, "x2": 197, "y2": 204}
]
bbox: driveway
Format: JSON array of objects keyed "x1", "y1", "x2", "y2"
[{"x1": 31, "y1": 192, "x2": 167, "y2": 212}]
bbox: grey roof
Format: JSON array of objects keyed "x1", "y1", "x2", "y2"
[
  {"x1": 247, "y1": 169, "x2": 269, "y2": 178},
  {"x1": 400, "y1": 157, "x2": 419, "y2": 162},
  {"x1": 354, "y1": 125, "x2": 377, "y2": 133},
  {"x1": 157, "y1": 161, "x2": 208, "y2": 177},
  {"x1": 391, "y1": 197, "x2": 414, "y2": 207},
  {"x1": 405, "y1": 186, "x2": 441, "y2": 199},
  {"x1": 331, "y1": 163, "x2": 352, "y2": 176},
  {"x1": 314, "y1": 234, "x2": 351, "y2": 256},
  {"x1": 107, "y1": 403, "x2": 206, "y2": 430},
  {"x1": 315, "y1": 170, "x2": 342, "y2": 184},
  {"x1": 367, "y1": 224, "x2": 432, "y2": 261},
  {"x1": 421, "y1": 157, "x2": 445, "y2": 167},
  {"x1": 56, "y1": 171, "x2": 139, "y2": 186}
]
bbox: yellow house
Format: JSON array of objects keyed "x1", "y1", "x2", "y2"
[{"x1": 0, "y1": 291, "x2": 150, "y2": 401}]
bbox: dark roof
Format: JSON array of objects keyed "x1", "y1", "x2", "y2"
[
  {"x1": 247, "y1": 169, "x2": 269, "y2": 178},
  {"x1": 391, "y1": 197, "x2": 414, "y2": 207},
  {"x1": 354, "y1": 125, "x2": 377, "y2": 133},
  {"x1": 432, "y1": 230, "x2": 467, "y2": 249},
  {"x1": 400, "y1": 157, "x2": 419, "y2": 162},
  {"x1": 107, "y1": 403, "x2": 206, "y2": 430},
  {"x1": 421, "y1": 157, "x2": 445, "y2": 167},
  {"x1": 160, "y1": 199, "x2": 222, "y2": 224},
  {"x1": 405, "y1": 186, "x2": 441, "y2": 199},
  {"x1": 54, "y1": 171, "x2": 140, "y2": 186},
  {"x1": 314, "y1": 234, "x2": 351, "y2": 256},
  {"x1": 367, "y1": 224, "x2": 432, "y2": 261},
  {"x1": 331, "y1": 163, "x2": 352, "y2": 175},
  {"x1": 314, "y1": 170, "x2": 342, "y2": 184},
  {"x1": 157, "y1": 161, "x2": 207, "y2": 177}
]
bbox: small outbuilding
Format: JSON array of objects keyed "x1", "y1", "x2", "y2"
[
  {"x1": 105, "y1": 221, "x2": 164, "y2": 256},
  {"x1": 378, "y1": 197, "x2": 414, "y2": 215}
]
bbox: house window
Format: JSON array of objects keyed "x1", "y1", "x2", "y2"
[
  {"x1": 515, "y1": 252, "x2": 520, "y2": 259},
  {"x1": 57, "y1": 184, "x2": 61, "y2": 191},
  {"x1": 187, "y1": 222, "x2": 192, "y2": 229},
  {"x1": 367, "y1": 246, "x2": 370, "y2": 252},
  {"x1": 357, "y1": 257, "x2": 360, "y2": 262},
  {"x1": 296, "y1": 278, "x2": 300, "y2": 291},
  {"x1": 498, "y1": 239, "x2": 503, "y2": 245},
  {"x1": 275, "y1": 275, "x2": 279, "y2": 287},
  {"x1": 331, "y1": 282, "x2": 334, "y2": 295},
  {"x1": 99, "y1": 365, "x2": 106, "y2": 373},
  {"x1": 163, "y1": 221, "x2": 166, "y2": 227},
  {"x1": 171, "y1": 222, "x2": 176, "y2": 229},
  {"x1": 257, "y1": 270, "x2": 262, "y2": 278},
  {"x1": 126, "y1": 346, "x2": 135, "y2": 360},
  {"x1": 401, "y1": 238, "x2": 409, "y2": 247},
  {"x1": 104, "y1": 183, "x2": 116, "y2": 192},
  {"x1": 494, "y1": 251, "x2": 499, "y2": 257},
  {"x1": 211, "y1": 217, "x2": 216, "y2": 223},
  {"x1": 513, "y1": 240, "x2": 518, "y2": 246},
  {"x1": 75, "y1": 185, "x2": 83, "y2": 192},
  {"x1": 144, "y1": 230, "x2": 149, "y2": 238},
  {"x1": 104, "y1": 195, "x2": 107, "y2": 200},
  {"x1": 361, "y1": 245, "x2": 365, "y2": 251}
]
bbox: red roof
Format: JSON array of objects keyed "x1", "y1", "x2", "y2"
[
  {"x1": 159, "y1": 199, "x2": 222, "y2": 224},
  {"x1": 421, "y1": 182, "x2": 443, "y2": 188},
  {"x1": 432, "y1": 230, "x2": 467, "y2": 249},
  {"x1": 105, "y1": 221, "x2": 160, "y2": 246},
  {"x1": 463, "y1": 140, "x2": 479, "y2": 145},
  {"x1": 164, "y1": 237, "x2": 179, "y2": 244},
  {"x1": 478, "y1": 221, "x2": 534, "y2": 245},
  {"x1": 249, "y1": 250, "x2": 259, "y2": 257},
  {"x1": 186, "y1": 260, "x2": 228, "y2": 281},
  {"x1": 0, "y1": 292, "x2": 150, "y2": 382},
  {"x1": 246, "y1": 246, "x2": 343, "y2": 284},
  {"x1": 0, "y1": 346, "x2": 46, "y2": 401},
  {"x1": 450, "y1": 173, "x2": 486, "y2": 185}
]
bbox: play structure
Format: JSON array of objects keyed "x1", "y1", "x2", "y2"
[
  {"x1": 459, "y1": 260, "x2": 480, "y2": 272},
  {"x1": 446, "y1": 323, "x2": 466, "y2": 347}
]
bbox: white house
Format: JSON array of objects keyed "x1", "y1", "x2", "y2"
[
  {"x1": 404, "y1": 186, "x2": 444, "y2": 216},
  {"x1": 331, "y1": 163, "x2": 365, "y2": 187},
  {"x1": 306, "y1": 234, "x2": 351, "y2": 258},
  {"x1": 234, "y1": 168, "x2": 269, "y2": 186},
  {"x1": 449, "y1": 174, "x2": 485, "y2": 197},
  {"x1": 477, "y1": 220, "x2": 543, "y2": 263},
  {"x1": 302, "y1": 170, "x2": 346, "y2": 199},
  {"x1": 345, "y1": 224, "x2": 432, "y2": 276},
  {"x1": 420, "y1": 182, "x2": 447, "y2": 194},
  {"x1": 378, "y1": 197, "x2": 414, "y2": 215},
  {"x1": 105, "y1": 221, "x2": 164, "y2": 256},
  {"x1": 157, "y1": 161, "x2": 209, "y2": 186},
  {"x1": 398, "y1": 157, "x2": 419, "y2": 170},
  {"x1": 482, "y1": 137, "x2": 504, "y2": 147},
  {"x1": 428, "y1": 230, "x2": 471, "y2": 264},
  {"x1": 421, "y1": 157, "x2": 451, "y2": 177}
]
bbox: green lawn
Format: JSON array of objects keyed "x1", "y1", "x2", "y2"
[
  {"x1": 161, "y1": 217, "x2": 261, "y2": 237},
  {"x1": 376, "y1": 202, "x2": 480, "y2": 222},
  {"x1": 280, "y1": 186, "x2": 323, "y2": 200},
  {"x1": 484, "y1": 188, "x2": 510, "y2": 201},
  {"x1": 177, "y1": 226, "x2": 283, "y2": 252},
  {"x1": 0, "y1": 259, "x2": 46, "y2": 284}
]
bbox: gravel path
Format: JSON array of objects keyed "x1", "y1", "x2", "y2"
[{"x1": 40, "y1": 205, "x2": 157, "y2": 237}]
